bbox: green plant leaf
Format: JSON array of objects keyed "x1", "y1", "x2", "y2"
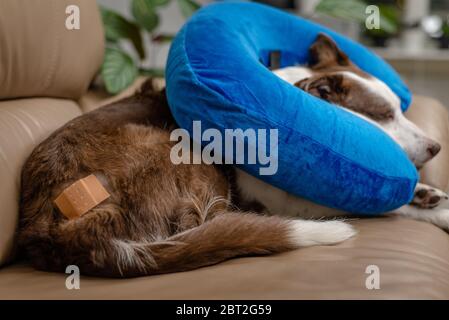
[
  {"x1": 443, "y1": 22, "x2": 449, "y2": 37},
  {"x1": 100, "y1": 6, "x2": 146, "y2": 59},
  {"x1": 139, "y1": 67, "x2": 165, "y2": 77},
  {"x1": 377, "y1": 4, "x2": 399, "y2": 34},
  {"x1": 151, "y1": 0, "x2": 170, "y2": 6},
  {"x1": 131, "y1": 0, "x2": 160, "y2": 33},
  {"x1": 177, "y1": 0, "x2": 201, "y2": 18},
  {"x1": 316, "y1": 0, "x2": 369, "y2": 24},
  {"x1": 101, "y1": 48, "x2": 138, "y2": 94}
]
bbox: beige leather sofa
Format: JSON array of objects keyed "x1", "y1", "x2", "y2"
[{"x1": 1, "y1": 1, "x2": 449, "y2": 300}]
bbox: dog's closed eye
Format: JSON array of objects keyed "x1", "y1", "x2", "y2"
[
  {"x1": 294, "y1": 74, "x2": 345, "y2": 101},
  {"x1": 316, "y1": 85, "x2": 331, "y2": 98}
]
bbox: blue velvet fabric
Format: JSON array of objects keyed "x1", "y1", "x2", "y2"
[{"x1": 166, "y1": 1, "x2": 418, "y2": 214}]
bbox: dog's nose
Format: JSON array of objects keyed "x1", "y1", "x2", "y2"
[{"x1": 428, "y1": 142, "x2": 441, "y2": 157}]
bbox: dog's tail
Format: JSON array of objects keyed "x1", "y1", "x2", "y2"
[
  {"x1": 21, "y1": 206, "x2": 355, "y2": 277},
  {"x1": 103, "y1": 211, "x2": 355, "y2": 277}
]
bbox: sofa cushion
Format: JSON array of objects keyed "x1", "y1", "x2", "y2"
[
  {"x1": 0, "y1": 0, "x2": 104, "y2": 100},
  {"x1": 0, "y1": 99, "x2": 82, "y2": 266},
  {"x1": 0, "y1": 217, "x2": 448, "y2": 299}
]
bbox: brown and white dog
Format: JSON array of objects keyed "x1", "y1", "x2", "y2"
[
  {"x1": 18, "y1": 34, "x2": 449, "y2": 278},
  {"x1": 248, "y1": 34, "x2": 449, "y2": 227}
]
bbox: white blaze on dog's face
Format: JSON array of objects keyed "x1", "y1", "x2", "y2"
[{"x1": 279, "y1": 34, "x2": 441, "y2": 169}]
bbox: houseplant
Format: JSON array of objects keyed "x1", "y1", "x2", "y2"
[{"x1": 100, "y1": 0, "x2": 201, "y2": 94}]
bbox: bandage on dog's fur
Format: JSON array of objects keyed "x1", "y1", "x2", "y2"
[{"x1": 54, "y1": 174, "x2": 110, "y2": 219}]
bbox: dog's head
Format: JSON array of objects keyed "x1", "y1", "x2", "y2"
[{"x1": 296, "y1": 34, "x2": 440, "y2": 168}]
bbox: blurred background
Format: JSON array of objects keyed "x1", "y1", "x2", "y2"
[{"x1": 98, "y1": 0, "x2": 449, "y2": 102}]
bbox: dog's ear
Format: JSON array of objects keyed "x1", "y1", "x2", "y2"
[{"x1": 308, "y1": 33, "x2": 351, "y2": 69}]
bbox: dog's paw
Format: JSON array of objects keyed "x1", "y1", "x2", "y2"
[
  {"x1": 412, "y1": 184, "x2": 449, "y2": 209},
  {"x1": 288, "y1": 219, "x2": 357, "y2": 247}
]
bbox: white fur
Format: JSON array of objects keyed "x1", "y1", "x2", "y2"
[
  {"x1": 236, "y1": 169, "x2": 347, "y2": 218},
  {"x1": 288, "y1": 219, "x2": 356, "y2": 247},
  {"x1": 391, "y1": 205, "x2": 449, "y2": 231},
  {"x1": 112, "y1": 239, "x2": 155, "y2": 275},
  {"x1": 273, "y1": 66, "x2": 312, "y2": 84}
]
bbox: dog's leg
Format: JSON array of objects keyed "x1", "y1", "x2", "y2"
[
  {"x1": 391, "y1": 204, "x2": 449, "y2": 231},
  {"x1": 411, "y1": 183, "x2": 449, "y2": 209}
]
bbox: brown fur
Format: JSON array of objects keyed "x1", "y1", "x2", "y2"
[{"x1": 18, "y1": 81, "x2": 298, "y2": 277}]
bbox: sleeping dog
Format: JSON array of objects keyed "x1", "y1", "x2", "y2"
[
  {"x1": 259, "y1": 34, "x2": 449, "y2": 225},
  {"x1": 18, "y1": 34, "x2": 449, "y2": 277}
]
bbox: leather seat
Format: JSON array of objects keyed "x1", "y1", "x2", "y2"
[
  {"x1": 1, "y1": 0, "x2": 449, "y2": 299},
  {"x1": 1, "y1": 216, "x2": 449, "y2": 299}
]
